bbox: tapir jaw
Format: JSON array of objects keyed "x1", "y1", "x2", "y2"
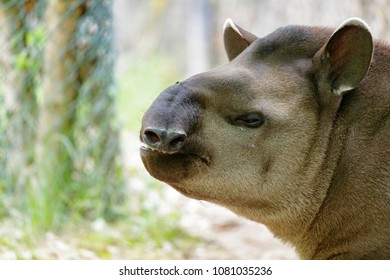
[
  {"x1": 140, "y1": 142, "x2": 211, "y2": 188},
  {"x1": 140, "y1": 146, "x2": 216, "y2": 201}
]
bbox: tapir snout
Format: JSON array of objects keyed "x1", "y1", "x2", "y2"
[
  {"x1": 141, "y1": 83, "x2": 200, "y2": 154},
  {"x1": 140, "y1": 18, "x2": 390, "y2": 259},
  {"x1": 141, "y1": 85, "x2": 191, "y2": 154}
]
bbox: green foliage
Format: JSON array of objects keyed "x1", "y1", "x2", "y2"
[
  {"x1": 15, "y1": 27, "x2": 46, "y2": 72},
  {"x1": 26, "y1": 27, "x2": 46, "y2": 47}
]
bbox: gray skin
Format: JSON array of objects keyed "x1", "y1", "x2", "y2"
[{"x1": 140, "y1": 18, "x2": 390, "y2": 259}]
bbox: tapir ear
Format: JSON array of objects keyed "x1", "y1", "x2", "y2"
[
  {"x1": 223, "y1": 18, "x2": 258, "y2": 61},
  {"x1": 313, "y1": 18, "x2": 373, "y2": 95}
]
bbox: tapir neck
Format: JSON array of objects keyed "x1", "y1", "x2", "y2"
[
  {"x1": 291, "y1": 99, "x2": 348, "y2": 258},
  {"x1": 297, "y1": 84, "x2": 390, "y2": 259}
]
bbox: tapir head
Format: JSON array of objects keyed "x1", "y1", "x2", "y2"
[{"x1": 140, "y1": 19, "x2": 373, "y2": 234}]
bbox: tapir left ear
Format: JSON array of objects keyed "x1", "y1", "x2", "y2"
[
  {"x1": 223, "y1": 18, "x2": 258, "y2": 61},
  {"x1": 313, "y1": 18, "x2": 373, "y2": 95}
]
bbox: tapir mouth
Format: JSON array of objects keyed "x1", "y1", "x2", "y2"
[{"x1": 140, "y1": 144, "x2": 211, "y2": 184}]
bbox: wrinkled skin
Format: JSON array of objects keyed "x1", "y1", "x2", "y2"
[{"x1": 140, "y1": 18, "x2": 390, "y2": 259}]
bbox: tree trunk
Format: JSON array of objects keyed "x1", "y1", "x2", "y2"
[{"x1": 34, "y1": 0, "x2": 84, "y2": 227}]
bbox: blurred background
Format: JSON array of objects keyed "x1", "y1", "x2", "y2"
[{"x1": 0, "y1": 0, "x2": 389, "y2": 259}]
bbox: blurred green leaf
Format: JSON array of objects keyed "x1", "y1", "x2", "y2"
[{"x1": 26, "y1": 28, "x2": 46, "y2": 48}]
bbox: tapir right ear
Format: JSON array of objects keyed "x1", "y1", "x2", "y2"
[
  {"x1": 313, "y1": 18, "x2": 373, "y2": 96},
  {"x1": 223, "y1": 18, "x2": 258, "y2": 61}
]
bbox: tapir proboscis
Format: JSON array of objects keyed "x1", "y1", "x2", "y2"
[{"x1": 140, "y1": 18, "x2": 390, "y2": 259}]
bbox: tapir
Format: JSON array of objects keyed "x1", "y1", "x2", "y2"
[{"x1": 140, "y1": 18, "x2": 390, "y2": 259}]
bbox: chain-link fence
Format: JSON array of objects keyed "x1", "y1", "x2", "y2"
[{"x1": 0, "y1": 0, "x2": 125, "y2": 231}]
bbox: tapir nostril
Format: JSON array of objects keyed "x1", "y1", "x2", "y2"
[
  {"x1": 167, "y1": 133, "x2": 186, "y2": 151},
  {"x1": 144, "y1": 130, "x2": 161, "y2": 146},
  {"x1": 143, "y1": 127, "x2": 186, "y2": 154}
]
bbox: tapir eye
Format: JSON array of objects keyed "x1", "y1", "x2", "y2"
[{"x1": 232, "y1": 112, "x2": 265, "y2": 128}]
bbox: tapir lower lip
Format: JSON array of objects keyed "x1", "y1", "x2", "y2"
[
  {"x1": 140, "y1": 144, "x2": 178, "y2": 155},
  {"x1": 140, "y1": 145, "x2": 210, "y2": 165}
]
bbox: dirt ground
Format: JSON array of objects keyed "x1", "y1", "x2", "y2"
[
  {"x1": 125, "y1": 131, "x2": 298, "y2": 260},
  {"x1": 165, "y1": 191, "x2": 297, "y2": 259}
]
